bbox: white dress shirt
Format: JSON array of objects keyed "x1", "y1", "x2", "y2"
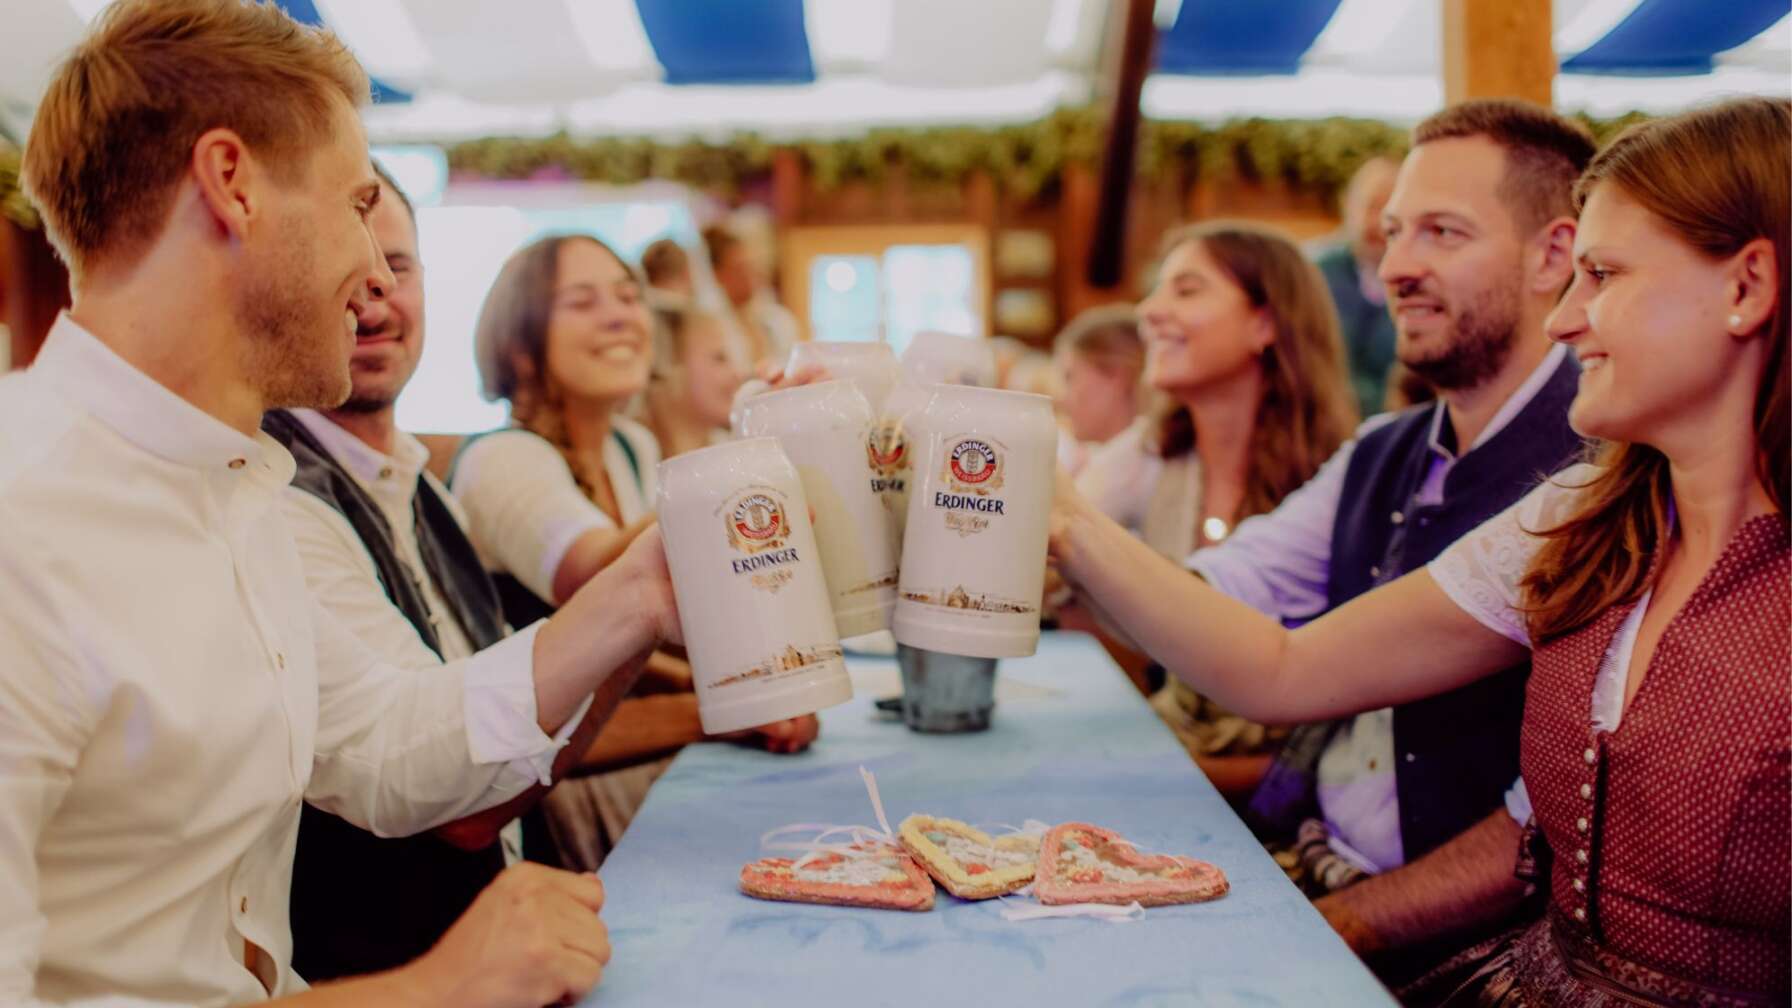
[
  {"x1": 0, "y1": 316, "x2": 584, "y2": 1006},
  {"x1": 1188, "y1": 343, "x2": 1570, "y2": 872},
  {"x1": 1428, "y1": 463, "x2": 1644, "y2": 823},
  {"x1": 280, "y1": 409, "x2": 524, "y2": 862},
  {"x1": 451, "y1": 419, "x2": 660, "y2": 605}
]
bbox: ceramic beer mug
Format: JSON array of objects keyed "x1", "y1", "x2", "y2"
[
  {"x1": 656, "y1": 436, "x2": 853, "y2": 734},
  {"x1": 877, "y1": 333, "x2": 995, "y2": 554},
  {"x1": 737, "y1": 381, "x2": 899, "y2": 638},
  {"x1": 784, "y1": 341, "x2": 899, "y2": 413},
  {"x1": 893, "y1": 386, "x2": 1055, "y2": 659}
]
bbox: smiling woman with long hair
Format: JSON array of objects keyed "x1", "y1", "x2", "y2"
[
  {"x1": 452, "y1": 234, "x2": 816, "y2": 870},
  {"x1": 1074, "y1": 221, "x2": 1358, "y2": 791},
  {"x1": 1050, "y1": 96, "x2": 1789, "y2": 1005}
]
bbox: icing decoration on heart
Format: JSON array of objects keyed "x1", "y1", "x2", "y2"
[
  {"x1": 898, "y1": 814, "x2": 1040, "y2": 899},
  {"x1": 1033, "y1": 823, "x2": 1227, "y2": 907},
  {"x1": 740, "y1": 841, "x2": 935, "y2": 911}
]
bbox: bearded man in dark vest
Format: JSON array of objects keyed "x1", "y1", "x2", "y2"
[{"x1": 1176, "y1": 101, "x2": 1596, "y2": 991}]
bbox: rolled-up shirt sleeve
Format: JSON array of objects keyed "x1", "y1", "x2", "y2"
[
  {"x1": 450, "y1": 431, "x2": 612, "y2": 604},
  {"x1": 305, "y1": 601, "x2": 591, "y2": 839}
]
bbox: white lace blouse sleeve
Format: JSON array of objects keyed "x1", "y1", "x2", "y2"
[
  {"x1": 1075, "y1": 420, "x2": 1162, "y2": 535},
  {"x1": 1427, "y1": 463, "x2": 1599, "y2": 647},
  {"x1": 450, "y1": 430, "x2": 612, "y2": 604}
]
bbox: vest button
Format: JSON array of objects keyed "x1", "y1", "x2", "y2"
[
  {"x1": 1576, "y1": 817, "x2": 1589, "y2": 833},
  {"x1": 1573, "y1": 908, "x2": 1587, "y2": 923},
  {"x1": 1572, "y1": 878, "x2": 1585, "y2": 893},
  {"x1": 1390, "y1": 511, "x2": 1404, "y2": 525},
  {"x1": 1576, "y1": 848, "x2": 1588, "y2": 864},
  {"x1": 1369, "y1": 565, "x2": 1381, "y2": 579},
  {"x1": 1583, "y1": 747, "x2": 1597, "y2": 765},
  {"x1": 1579, "y1": 783, "x2": 1592, "y2": 800}
]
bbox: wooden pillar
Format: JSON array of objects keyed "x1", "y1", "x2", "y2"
[
  {"x1": 1443, "y1": 0, "x2": 1555, "y2": 106},
  {"x1": 769, "y1": 148, "x2": 805, "y2": 227},
  {"x1": 964, "y1": 170, "x2": 998, "y2": 335}
]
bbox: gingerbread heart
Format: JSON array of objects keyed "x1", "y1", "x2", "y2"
[
  {"x1": 1034, "y1": 823, "x2": 1228, "y2": 907},
  {"x1": 740, "y1": 841, "x2": 935, "y2": 911},
  {"x1": 898, "y1": 814, "x2": 1040, "y2": 900}
]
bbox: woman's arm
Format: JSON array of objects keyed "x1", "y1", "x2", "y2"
[
  {"x1": 1052, "y1": 484, "x2": 1528, "y2": 724},
  {"x1": 550, "y1": 516, "x2": 656, "y2": 605}
]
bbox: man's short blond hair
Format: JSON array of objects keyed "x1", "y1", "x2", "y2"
[{"x1": 22, "y1": 0, "x2": 369, "y2": 279}]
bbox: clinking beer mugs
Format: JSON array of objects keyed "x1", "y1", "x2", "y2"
[
  {"x1": 893, "y1": 386, "x2": 1056, "y2": 659},
  {"x1": 656, "y1": 437, "x2": 853, "y2": 735},
  {"x1": 737, "y1": 380, "x2": 899, "y2": 637}
]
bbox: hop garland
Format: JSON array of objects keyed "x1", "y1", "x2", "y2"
[{"x1": 446, "y1": 107, "x2": 1423, "y2": 203}]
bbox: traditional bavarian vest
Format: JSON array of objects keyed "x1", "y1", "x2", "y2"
[
  {"x1": 1524, "y1": 515, "x2": 1789, "y2": 1000},
  {"x1": 1322, "y1": 352, "x2": 1584, "y2": 860},
  {"x1": 263, "y1": 410, "x2": 512, "y2": 982}
]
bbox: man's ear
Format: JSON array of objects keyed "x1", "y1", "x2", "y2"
[
  {"x1": 1530, "y1": 216, "x2": 1577, "y2": 297},
  {"x1": 188, "y1": 127, "x2": 258, "y2": 244}
]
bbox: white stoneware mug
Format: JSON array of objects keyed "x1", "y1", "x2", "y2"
[
  {"x1": 900, "y1": 331, "x2": 997, "y2": 388},
  {"x1": 785, "y1": 340, "x2": 899, "y2": 413},
  {"x1": 656, "y1": 436, "x2": 852, "y2": 734},
  {"x1": 893, "y1": 385, "x2": 1056, "y2": 659},
  {"x1": 737, "y1": 380, "x2": 898, "y2": 638}
]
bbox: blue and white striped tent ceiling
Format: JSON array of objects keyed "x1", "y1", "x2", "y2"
[{"x1": 4, "y1": 0, "x2": 1788, "y2": 143}]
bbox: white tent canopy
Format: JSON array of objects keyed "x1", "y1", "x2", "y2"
[{"x1": 3, "y1": 0, "x2": 1787, "y2": 143}]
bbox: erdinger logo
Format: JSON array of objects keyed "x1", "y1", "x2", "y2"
[
  {"x1": 934, "y1": 435, "x2": 1006, "y2": 536},
  {"x1": 946, "y1": 438, "x2": 1002, "y2": 494},
  {"x1": 726, "y1": 493, "x2": 786, "y2": 554},
  {"x1": 867, "y1": 421, "x2": 908, "y2": 475},
  {"x1": 724, "y1": 490, "x2": 802, "y2": 588}
]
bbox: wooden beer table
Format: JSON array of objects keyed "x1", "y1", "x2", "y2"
[{"x1": 580, "y1": 631, "x2": 1396, "y2": 1006}]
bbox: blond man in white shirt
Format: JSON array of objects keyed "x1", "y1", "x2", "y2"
[{"x1": 2, "y1": 3, "x2": 679, "y2": 1006}]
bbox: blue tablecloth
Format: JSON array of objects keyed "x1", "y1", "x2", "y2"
[{"x1": 583, "y1": 632, "x2": 1395, "y2": 1006}]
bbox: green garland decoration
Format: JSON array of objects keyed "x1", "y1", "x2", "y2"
[
  {"x1": 0, "y1": 143, "x2": 39, "y2": 230},
  {"x1": 446, "y1": 107, "x2": 1420, "y2": 203}
]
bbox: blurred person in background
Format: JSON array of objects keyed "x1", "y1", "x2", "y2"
[
  {"x1": 454, "y1": 234, "x2": 815, "y2": 870},
  {"x1": 1074, "y1": 221, "x2": 1357, "y2": 796},
  {"x1": 1314, "y1": 156, "x2": 1402, "y2": 418},
  {"x1": 1053, "y1": 304, "x2": 1146, "y2": 476},
  {"x1": 704, "y1": 223, "x2": 797, "y2": 371},
  {"x1": 0, "y1": 144, "x2": 69, "y2": 370},
  {"x1": 639, "y1": 237, "x2": 694, "y2": 300},
  {"x1": 642, "y1": 299, "x2": 739, "y2": 458}
]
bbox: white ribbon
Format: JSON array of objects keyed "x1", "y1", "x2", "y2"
[
  {"x1": 756, "y1": 766, "x2": 897, "y2": 870},
  {"x1": 756, "y1": 773, "x2": 1147, "y2": 923}
]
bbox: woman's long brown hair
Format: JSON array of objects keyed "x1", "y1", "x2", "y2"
[
  {"x1": 1150, "y1": 221, "x2": 1359, "y2": 520},
  {"x1": 1520, "y1": 97, "x2": 1790, "y2": 641}
]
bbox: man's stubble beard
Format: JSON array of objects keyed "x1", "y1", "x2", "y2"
[
  {"x1": 1398, "y1": 269, "x2": 1522, "y2": 393},
  {"x1": 234, "y1": 212, "x2": 352, "y2": 412}
]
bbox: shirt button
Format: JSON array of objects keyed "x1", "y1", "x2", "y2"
[
  {"x1": 240, "y1": 896, "x2": 248, "y2": 914},
  {"x1": 1572, "y1": 878, "x2": 1586, "y2": 893},
  {"x1": 1576, "y1": 817, "x2": 1589, "y2": 833},
  {"x1": 378, "y1": 466, "x2": 394, "y2": 479},
  {"x1": 1583, "y1": 747, "x2": 1597, "y2": 765},
  {"x1": 1576, "y1": 849, "x2": 1588, "y2": 865},
  {"x1": 1579, "y1": 783, "x2": 1593, "y2": 799},
  {"x1": 228, "y1": 458, "x2": 247, "y2": 470},
  {"x1": 1573, "y1": 908, "x2": 1587, "y2": 923},
  {"x1": 276, "y1": 653, "x2": 285, "y2": 670},
  {"x1": 1390, "y1": 511, "x2": 1404, "y2": 525}
]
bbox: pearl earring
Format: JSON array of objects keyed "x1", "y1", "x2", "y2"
[{"x1": 1729, "y1": 314, "x2": 1744, "y2": 329}]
